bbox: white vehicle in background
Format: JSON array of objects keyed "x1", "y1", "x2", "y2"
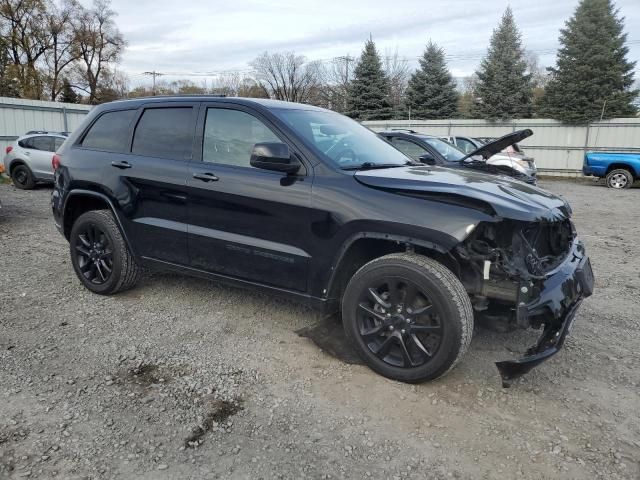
[
  {"x1": 442, "y1": 134, "x2": 538, "y2": 184},
  {"x1": 3, "y1": 131, "x2": 68, "y2": 189}
]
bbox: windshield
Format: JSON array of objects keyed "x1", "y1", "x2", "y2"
[
  {"x1": 273, "y1": 108, "x2": 411, "y2": 169},
  {"x1": 420, "y1": 137, "x2": 467, "y2": 162}
]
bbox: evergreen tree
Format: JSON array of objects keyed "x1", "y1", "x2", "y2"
[
  {"x1": 540, "y1": 0, "x2": 638, "y2": 124},
  {"x1": 405, "y1": 41, "x2": 458, "y2": 119},
  {"x1": 60, "y1": 78, "x2": 78, "y2": 103},
  {"x1": 472, "y1": 7, "x2": 532, "y2": 120},
  {"x1": 347, "y1": 39, "x2": 393, "y2": 120}
]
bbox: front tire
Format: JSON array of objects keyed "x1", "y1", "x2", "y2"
[
  {"x1": 69, "y1": 210, "x2": 141, "y2": 295},
  {"x1": 605, "y1": 169, "x2": 633, "y2": 189},
  {"x1": 11, "y1": 164, "x2": 35, "y2": 190},
  {"x1": 342, "y1": 253, "x2": 473, "y2": 383}
]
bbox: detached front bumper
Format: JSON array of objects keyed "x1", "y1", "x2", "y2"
[{"x1": 496, "y1": 239, "x2": 594, "y2": 387}]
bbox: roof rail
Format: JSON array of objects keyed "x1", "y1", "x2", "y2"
[
  {"x1": 390, "y1": 128, "x2": 418, "y2": 133},
  {"x1": 25, "y1": 130, "x2": 69, "y2": 136}
]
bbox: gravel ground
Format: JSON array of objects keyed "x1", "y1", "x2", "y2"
[{"x1": 1, "y1": 179, "x2": 638, "y2": 480}]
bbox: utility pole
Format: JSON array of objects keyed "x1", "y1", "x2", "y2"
[
  {"x1": 143, "y1": 71, "x2": 164, "y2": 95},
  {"x1": 337, "y1": 55, "x2": 355, "y2": 112}
]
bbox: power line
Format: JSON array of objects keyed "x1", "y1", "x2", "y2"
[
  {"x1": 130, "y1": 39, "x2": 640, "y2": 87},
  {"x1": 142, "y1": 71, "x2": 164, "y2": 95}
]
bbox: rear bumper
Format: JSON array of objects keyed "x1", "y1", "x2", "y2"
[{"x1": 495, "y1": 239, "x2": 594, "y2": 387}]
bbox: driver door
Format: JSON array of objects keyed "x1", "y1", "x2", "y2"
[{"x1": 186, "y1": 104, "x2": 314, "y2": 292}]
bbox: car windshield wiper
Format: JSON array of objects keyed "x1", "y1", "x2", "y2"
[{"x1": 341, "y1": 162, "x2": 413, "y2": 171}]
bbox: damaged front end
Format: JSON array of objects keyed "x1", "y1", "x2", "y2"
[{"x1": 455, "y1": 217, "x2": 594, "y2": 387}]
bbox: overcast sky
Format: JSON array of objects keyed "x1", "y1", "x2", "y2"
[{"x1": 104, "y1": 0, "x2": 640, "y2": 86}]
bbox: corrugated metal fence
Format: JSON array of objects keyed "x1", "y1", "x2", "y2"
[
  {"x1": 363, "y1": 118, "x2": 640, "y2": 176},
  {"x1": 0, "y1": 97, "x2": 92, "y2": 152},
  {"x1": 0, "y1": 97, "x2": 638, "y2": 176}
]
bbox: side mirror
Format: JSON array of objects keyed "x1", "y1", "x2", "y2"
[
  {"x1": 250, "y1": 142, "x2": 300, "y2": 174},
  {"x1": 418, "y1": 152, "x2": 436, "y2": 165}
]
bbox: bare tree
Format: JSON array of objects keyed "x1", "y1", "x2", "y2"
[
  {"x1": 44, "y1": 0, "x2": 80, "y2": 100},
  {"x1": 210, "y1": 72, "x2": 243, "y2": 96},
  {"x1": 456, "y1": 74, "x2": 478, "y2": 118},
  {"x1": 315, "y1": 56, "x2": 353, "y2": 112},
  {"x1": 383, "y1": 49, "x2": 410, "y2": 117},
  {"x1": 71, "y1": 0, "x2": 124, "y2": 104},
  {"x1": 525, "y1": 50, "x2": 549, "y2": 89},
  {"x1": 0, "y1": 0, "x2": 51, "y2": 98},
  {"x1": 237, "y1": 76, "x2": 269, "y2": 98},
  {"x1": 250, "y1": 51, "x2": 320, "y2": 103}
]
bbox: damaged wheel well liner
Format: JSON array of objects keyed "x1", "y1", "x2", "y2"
[{"x1": 324, "y1": 233, "x2": 460, "y2": 312}]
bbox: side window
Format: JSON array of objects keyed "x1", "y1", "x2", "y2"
[
  {"x1": 203, "y1": 108, "x2": 280, "y2": 167},
  {"x1": 54, "y1": 137, "x2": 65, "y2": 150},
  {"x1": 132, "y1": 107, "x2": 194, "y2": 160},
  {"x1": 18, "y1": 138, "x2": 33, "y2": 149},
  {"x1": 31, "y1": 136, "x2": 55, "y2": 151},
  {"x1": 390, "y1": 137, "x2": 428, "y2": 160},
  {"x1": 82, "y1": 110, "x2": 136, "y2": 152},
  {"x1": 456, "y1": 138, "x2": 476, "y2": 154}
]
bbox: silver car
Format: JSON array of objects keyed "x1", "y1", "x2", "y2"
[
  {"x1": 442, "y1": 134, "x2": 537, "y2": 182},
  {"x1": 3, "y1": 131, "x2": 68, "y2": 189}
]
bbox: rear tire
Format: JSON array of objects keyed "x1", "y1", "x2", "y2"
[
  {"x1": 605, "y1": 169, "x2": 633, "y2": 189},
  {"x1": 69, "y1": 210, "x2": 141, "y2": 295},
  {"x1": 11, "y1": 164, "x2": 35, "y2": 190},
  {"x1": 341, "y1": 253, "x2": 473, "y2": 383}
]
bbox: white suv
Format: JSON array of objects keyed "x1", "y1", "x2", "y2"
[{"x1": 3, "y1": 131, "x2": 68, "y2": 189}]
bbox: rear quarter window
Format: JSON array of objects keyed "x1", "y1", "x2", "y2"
[{"x1": 81, "y1": 109, "x2": 136, "y2": 152}]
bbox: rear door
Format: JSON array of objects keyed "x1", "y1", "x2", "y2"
[
  {"x1": 83, "y1": 103, "x2": 197, "y2": 265},
  {"x1": 24, "y1": 136, "x2": 55, "y2": 179},
  {"x1": 186, "y1": 103, "x2": 313, "y2": 292}
]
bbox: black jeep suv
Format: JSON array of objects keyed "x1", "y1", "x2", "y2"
[{"x1": 52, "y1": 97, "x2": 593, "y2": 386}]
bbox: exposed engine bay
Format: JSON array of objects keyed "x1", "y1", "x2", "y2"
[{"x1": 453, "y1": 218, "x2": 592, "y2": 386}]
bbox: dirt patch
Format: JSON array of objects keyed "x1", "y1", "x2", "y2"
[{"x1": 184, "y1": 399, "x2": 243, "y2": 448}]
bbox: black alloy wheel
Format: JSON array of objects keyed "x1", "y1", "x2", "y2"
[
  {"x1": 342, "y1": 253, "x2": 473, "y2": 383},
  {"x1": 69, "y1": 210, "x2": 141, "y2": 295},
  {"x1": 74, "y1": 222, "x2": 114, "y2": 285},
  {"x1": 357, "y1": 277, "x2": 443, "y2": 368}
]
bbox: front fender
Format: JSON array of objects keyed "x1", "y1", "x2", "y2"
[{"x1": 322, "y1": 228, "x2": 462, "y2": 303}]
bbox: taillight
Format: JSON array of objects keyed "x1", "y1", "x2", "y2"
[
  {"x1": 5, "y1": 146, "x2": 12, "y2": 154},
  {"x1": 52, "y1": 154, "x2": 61, "y2": 170}
]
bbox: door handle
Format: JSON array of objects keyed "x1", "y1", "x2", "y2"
[
  {"x1": 192, "y1": 172, "x2": 219, "y2": 182},
  {"x1": 111, "y1": 160, "x2": 132, "y2": 169},
  {"x1": 24, "y1": 151, "x2": 30, "y2": 156}
]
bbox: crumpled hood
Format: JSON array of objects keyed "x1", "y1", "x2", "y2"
[{"x1": 354, "y1": 165, "x2": 570, "y2": 222}]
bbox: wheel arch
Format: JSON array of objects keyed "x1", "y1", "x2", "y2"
[
  {"x1": 62, "y1": 189, "x2": 137, "y2": 257},
  {"x1": 8, "y1": 158, "x2": 29, "y2": 175},
  {"x1": 323, "y1": 231, "x2": 460, "y2": 310},
  {"x1": 605, "y1": 163, "x2": 636, "y2": 179}
]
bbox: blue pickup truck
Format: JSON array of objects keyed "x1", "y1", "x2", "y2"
[{"x1": 583, "y1": 151, "x2": 640, "y2": 189}]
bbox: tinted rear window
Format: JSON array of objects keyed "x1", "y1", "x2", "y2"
[
  {"x1": 132, "y1": 107, "x2": 194, "y2": 160},
  {"x1": 82, "y1": 109, "x2": 136, "y2": 152}
]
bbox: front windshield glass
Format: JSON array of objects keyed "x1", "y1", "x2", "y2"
[
  {"x1": 420, "y1": 137, "x2": 467, "y2": 162},
  {"x1": 273, "y1": 108, "x2": 412, "y2": 169}
]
